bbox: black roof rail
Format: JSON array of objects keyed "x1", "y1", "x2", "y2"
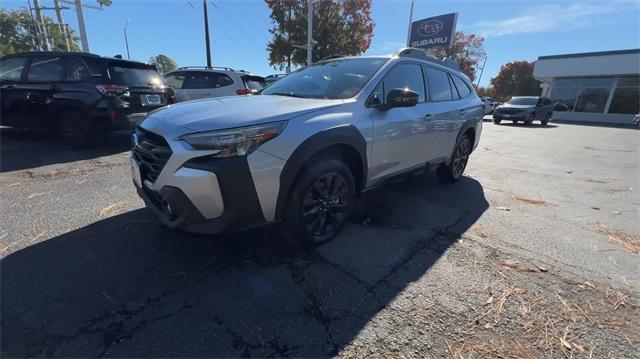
[
  {"x1": 176, "y1": 66, "x2": 235, "y2": 71},
  {"x1": 394, "y1": 47, "x2": 459, "y2": 71}
]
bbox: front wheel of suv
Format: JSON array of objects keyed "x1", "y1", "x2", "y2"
[
  {"x1": 60, "y1": 111, "x2": 94, "y2": 148},
  {"x1": 283, "y1": 158, "x2": 355, "y2": 247},
  {"x1": 437, "y1": 134, "x2": 472, "y2": 183}
]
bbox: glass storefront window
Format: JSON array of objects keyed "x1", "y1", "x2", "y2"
[
  {"x1": 609, "y1": 76, "x2": 639, "y2": 114},
  {"x1": 574, "y1": 87, "x2": 610, "y2": 113},
  {"x1": 550, "y1": 87, "x2": 579, "y2": 111}
]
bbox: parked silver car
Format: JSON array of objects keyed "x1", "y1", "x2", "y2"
[
  {"x1": 163, "y1": 67, "x2": 265, "y2": 102},
  {"x1": 131, "y1": 48, "x2": 483, "y2": 246}
]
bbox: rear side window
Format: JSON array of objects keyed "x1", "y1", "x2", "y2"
[
  {"x1": 164, "y1": 72, "x2": 186, "y2": 89},
  {"x1": 0, "y1": 57, "x2": 27, "y2": 82},
  {"x1": 383, "y1": 63, "x2": 426, "y2": 102},
  {"x1": 109, "y1": 63, "x2": 164, "y2": 87},
  {"x1": 66, "y1": 57, "x2": 91, "y2": 81},
  {"x1": 182, "y1": 72, "x2": 216, "y2": 89},
  {"x1": 213, "y1": 73, "x2": 234, "y2": 87},
  {"x1": 242, "y1": 75, "x2": 265, "y2": 91},
  {"x1": 425, "y1": 67, "x2": 453, "y2": 101},
  {"x1": 27, "y1": 56, "x2": 65, "y2": 82},
  {"x1": 451, "y1": 75, "x2": 471, "y2": 98}
]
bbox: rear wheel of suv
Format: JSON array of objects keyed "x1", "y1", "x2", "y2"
[
  {"x1": 541, "y1": 113, "x2": 551, "y2": 126},
  {"x1": 493, "y1": 118, "x2": 501, "y2": 125},
  {"x1": 60, "y1": 111, "x2": 93, "y2": 148},
  {"x1": 283, "y1": 158, "x2": 355, "y2": 247},
  {"x1": 437, "y1": 134, "x2": 471, "y2": 183},
  {"x1": 524, "y1": 113, "x2": 534, "y2": 126}
]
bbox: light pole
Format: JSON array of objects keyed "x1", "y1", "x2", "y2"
[
  {"x1": 475, "y1": 55, "x2": 488, "y2": 89},
  {"x1": 406, "y1": 0, "x2": 415, "y2": 46},
  {"x1": 124, "y1": 18, "x2": 131, "y2": 60},
  {"x1": 306, "y1": 0, "x2": 314, "y2": 65},
  {"x1": 203, "y1": 0, "x2": 212, "y2": 68}
]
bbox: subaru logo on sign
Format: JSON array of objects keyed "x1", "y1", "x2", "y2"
[
  {"x1": 409, "y1": 13, "x2": 458, "y2": 50},
  {"x1": 417, "y1": 20, "x2": 444, "y2": 37}
]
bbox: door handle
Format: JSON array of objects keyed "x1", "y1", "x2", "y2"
[
  {"x1": 459, "y1": 109, "x2": 466, "y2": 115},
  {"x1": 50, "y1": 85, "x2": 60, "y2": 91},
  {"x1": 423, "y1": 113, "x2": 433, "y2": 121},
  {"x1": 2, "y1": 85, "x2": 15, "y2": 89}
]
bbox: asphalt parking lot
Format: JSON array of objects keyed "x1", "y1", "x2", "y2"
[{"x1": 1, "y1": 121, "x2": 639, "y2": 357}]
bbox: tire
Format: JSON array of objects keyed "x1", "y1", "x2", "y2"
[
  {"x1": 437, "y1": 134, "x2": 472, "y2": 183},
  {"x1": 493, "y1": 118, "x2": 501, "y2": 125},
  {"x1": 524, "y1": 113, "x2": 534, "y2": 126},
  {"x1": 282, "y1": 158, "x2": 356, "y2": 247},
  {"x1": 60, "y1": 111, "x2": 93, "y2": 148},
  {"x1": 541, "y1": 113, "x2": 551, "y2": 126}
]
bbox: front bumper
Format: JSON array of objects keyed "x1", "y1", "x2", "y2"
[
  {"x1": 131, "y1": 122, "x2": 284, "y2": 234},
  {"x1": 493, "y1": 112, "x2": 530, "y2": 120}
]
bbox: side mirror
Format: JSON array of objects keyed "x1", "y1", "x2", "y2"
[{"x1": 384, "y1": 88, "x2": 419, "y2": 110}]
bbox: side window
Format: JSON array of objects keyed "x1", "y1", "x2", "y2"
[
  {"x1": 452, "y1": 75, "x2": 471, "y2": 98},
  {"x1": 0, "y1": 57, "x2": 27, "y2": 82},
  {"x1": 383, "y1": 63, "x2": 426, "y2": 102},
  {"x1": 425, "y1": 67, "x2": 453, "y2": 101},
  {"x1": 212, "y1": 73, "x2": 234, "y2": 88},
  {"x1": 182, "y1": 72, "x2": 215, "y2": 89},
  {"x1": 27, "y1": 56, "x2": 65, "y2": 82},
  {"x1": 448, "y1": 75, "x2": 459, "y2": 100},
  {"x1": 66, "y1": 57, "x2": 91, "y2": 81},
  {"x1": 164, "y1": 72, "x2": 186, "y2": 89},
  {"x1": 366, "y1": 82, "x2": 384, "y2": 107}
]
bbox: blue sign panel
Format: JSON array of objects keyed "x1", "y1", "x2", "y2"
[{"x1": 409, "y1": 13, "x2": 458, "y2": 49}]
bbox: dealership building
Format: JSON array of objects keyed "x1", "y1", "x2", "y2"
[{"x1": 533, "y1": 49, "x2": 639, "y2": 124}]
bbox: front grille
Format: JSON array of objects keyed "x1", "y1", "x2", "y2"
[
  {"x1": 132, "y1": 127, "x2": 172, "y2": 183},
  {"x1": 497, "y1": 107, "x2": 522, "y2": 115}
]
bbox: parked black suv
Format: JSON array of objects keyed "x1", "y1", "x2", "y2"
[{"x1": 0, "y1": 52, "x2": 175, "y2": 147}]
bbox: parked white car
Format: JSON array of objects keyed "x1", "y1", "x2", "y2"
[{"x1": 163, "y1": 67, "x2": 265, "y2": 102}]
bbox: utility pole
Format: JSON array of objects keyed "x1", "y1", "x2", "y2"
[
  {"x1": 475, "y1": 55, "x2": 488, "y2": 89},
  {"x1": 26, "y1": 0, "x2": 41, "y2": 50},
  {"x1": 74, "y1": 0, "x2": 90, "y2": 52},
  {"x1": 203, "y1": 0, "x2": 212, "y2": 68},
  {"x1": 306, "y1": 0, "x2": 313, "y2": 65},
  {"x1": 406, "y1": 0, "x2": 415, "y2": 47},
  {"x1": 33, "y1": 0, "x2": 51, "y2": 51},
  {"x1": 53, "y1": 0, "x2": 71, "y2": 51},
  {"x1": 124, "y1": 19, "x2": 131, "y2": 59}
]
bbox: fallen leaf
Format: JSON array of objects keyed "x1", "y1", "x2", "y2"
[
  {"x1": 566, "y1": 170, "x2": 574, "y2": 174},
  {"x1": 27, "y1": 191, "x2": 50, "y2": 199},
  {"x1": 573, "y1": 343, "x2": 585, "y2": 352},
  {"x1": 538, "y1": 266, "x2": 549, "y2": 272},
  {"x1": 513, "y1": 287, "x2": 526, "y2": 294},
  {"x1": 591, "y1": 206, "x2": 600, "y2": 210},
  {"x1": 496, "y1": 206, "x2": 511, "y2": 211},
  {"x1": 485, "y1": 296, "x2": 494, "y2": 305},
  {"x1": 98, "y1": 201, "x2": 126, "y2": 218},
  {"x1": 560, "y1": 337, "x2": 572, "y2": 350}
]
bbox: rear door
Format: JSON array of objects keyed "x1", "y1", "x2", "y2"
[
  {"x1": 23, "y1": 55, "x2": 67, "y2": 129},
  {"x1": 0, "y1": 56, "x2": 29, "y2": 127},
  {"x1": 108, "y1": 61, "x2": 169, "y2": 113},
  {"x1": 423, "y1": 66, "x2": 461, "y2": 161},
  {"x1": 164, "y1": 71, "x2": 188, "y2": 102},
  {"x1": 210, "y1": 72, "x2": 237, "y2": 97}
]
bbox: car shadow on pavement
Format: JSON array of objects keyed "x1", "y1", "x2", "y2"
[
  {"x1": 496, "y1": 123, "x2": 558, "y2": 129},
  {"x1": 1, "y1": 174, "x2": 488, "y2": 357},
  {"x1": 0, "y1": 128, "x2": 132, "y2": 173}
]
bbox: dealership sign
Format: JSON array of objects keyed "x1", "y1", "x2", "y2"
[{"x1": 408, "y1": 13, "x2": 458, "y2": 49}]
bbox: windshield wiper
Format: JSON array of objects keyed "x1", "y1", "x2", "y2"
[{"x1": 268, "y1": 92, "x2": 308, "y2": 98}]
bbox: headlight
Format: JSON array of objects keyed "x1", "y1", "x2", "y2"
[{"x1": 179, "y1": 121, "x2": 287, "y2": 157}]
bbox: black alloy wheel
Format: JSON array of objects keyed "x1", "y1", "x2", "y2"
[
  {"x1": 303, "y1": 172, "x2": 350, "y2": 239},
  {"x1": 437, "y1": 135, "x2": 472, "y2": 182}
]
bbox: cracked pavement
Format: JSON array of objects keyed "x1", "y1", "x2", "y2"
[{"x1": 1, "y1": 122, "x2": 639, "y2": 357}]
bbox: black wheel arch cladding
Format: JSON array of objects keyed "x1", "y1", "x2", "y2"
[{"x1": 274, "y1": 125, "x2": 367, "y2": 221}]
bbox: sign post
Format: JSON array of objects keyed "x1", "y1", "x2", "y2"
[{"x1": 407, "y1": 12, "x2": 458, "y2": 50}]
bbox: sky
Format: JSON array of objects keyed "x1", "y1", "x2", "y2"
[{"x1": 3, "y1": 0, "x2": 640, "y2": 87}]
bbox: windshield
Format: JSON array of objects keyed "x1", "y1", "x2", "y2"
[
  {"x1": 262, "y1": 58, "x2": 388, "y2": 99},
  {"x1": 507, "y1": 97, "x2": 537, "y2": 106},
  {"x1": 108, "y1": 63, "x2": 165, "y2": 88}
]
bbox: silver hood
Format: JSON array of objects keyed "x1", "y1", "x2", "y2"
[{"x1": 143, "y1": 95, "x2": 345, "y2": 133}]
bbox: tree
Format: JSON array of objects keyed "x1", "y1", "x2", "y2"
[
  {"x1": 0, "y1": 8, "x2": 80, "y2": 57},
  {"x1": 476, "y1": 86, "x2": 495, "y2": 99},
  {"x1": 430, "y1": 31, "x2": 485, "y2": 83},
  {"x1": 490, "y1": 61, "x2": 540, "y2": 101},
  {"x1": 265, "y1": 0, "x2": 374, "y2": 70},
  {"x1": 149, "y1": 54, "x2": 178, "y2": 74}
]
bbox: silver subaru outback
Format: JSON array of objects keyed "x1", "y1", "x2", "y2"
[{"x1": 131, "y1": 48, "x2": 483, "y2": 246}]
